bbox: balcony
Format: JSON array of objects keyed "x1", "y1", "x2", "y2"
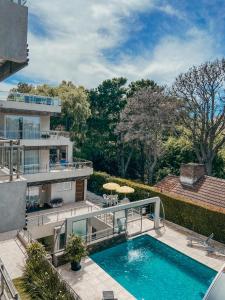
[
  {"x1": 0, "y1": 91, "x2": 61, "y2": 114},
  {"x1": 23, "y1": 160, "x2": 93, "y2": 184}
]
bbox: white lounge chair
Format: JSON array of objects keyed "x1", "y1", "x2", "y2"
[{"x1": 187, "y1": 233, "x2": 214, "y2": 247}]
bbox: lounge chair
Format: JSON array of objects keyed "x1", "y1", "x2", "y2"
[
  {"x1": 187, "y1": 233, "x2": 214, "y2": 247},
  {"x1": 102, "y1": 291, "x2": 118, "y2": 300}
]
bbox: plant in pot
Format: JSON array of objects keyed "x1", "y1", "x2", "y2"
[{"x1": 65, "y1": 234, "x2": 88, "y2": 271}]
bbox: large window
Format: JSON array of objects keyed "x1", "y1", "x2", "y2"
[
  {"x1": 24, "y1": 149, "x2": 39, "y2": 173},
  {"x1": 5, "y1": 115, "x2": 40, "y2": 139}
]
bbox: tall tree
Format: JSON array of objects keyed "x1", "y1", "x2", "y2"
[
  {"x1": 172, "y1": 59, "x2": 225, "y2": 175},
  {"x1": 117, "y1": 86, "x2": 176, "y2": 183},
  {"x1": 82, "y1": 78, "x2": 127, "y2": 173}
]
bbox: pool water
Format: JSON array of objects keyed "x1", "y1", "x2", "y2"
[{"x1": 90, "y1": 235, "x2": 216, "y2": 300}]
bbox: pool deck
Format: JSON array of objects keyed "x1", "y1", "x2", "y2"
[{"x1": 58, "y1": 219, "x2": 225, "y2": 300}]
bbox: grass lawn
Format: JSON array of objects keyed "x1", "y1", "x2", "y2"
[{"x1": 13, "y1": 278, "x2": 31, "y2": 300}]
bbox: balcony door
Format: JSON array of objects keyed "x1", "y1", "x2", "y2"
[
  {"x1": 76, "y1": 180, "x2": 84, "y2": 202},
  {"x1": 5, "y1": 115, "x2": 40, "y2": 139}
]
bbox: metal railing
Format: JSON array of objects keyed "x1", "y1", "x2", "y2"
[
  {"x1": 27, "y1": 204, "x2": 98, "y2": 227},
  {"x1": 0, "y1": 91, "x2": 61, "y2": 106},
  {"x1": 23, "y1": 160, "x2": 93, "y2": 175},
  {"x1": 0, "y1": 258, "x2": 20, "y2": 300},
  {"x1": 0, "y1": 130, "x2": 70, "y2": 140}
]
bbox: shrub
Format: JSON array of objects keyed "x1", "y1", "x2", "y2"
[
  {"x1": 88, "y1": 172, "x2": 225, "y2": 243},
  {"x1": 65, "y1": 234, "x2": 88, "y2": 264},
  {"x1": 23, "y1": 242, "x2": 75, "y2": 300}
]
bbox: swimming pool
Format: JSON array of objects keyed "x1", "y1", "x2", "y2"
[{"x1": 91, "y1": 235, "x2": 216, "y2": 300}]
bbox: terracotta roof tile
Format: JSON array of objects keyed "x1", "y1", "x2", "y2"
[{"x1": 155, "y1": 175, "x2": 225, "y2": 209}]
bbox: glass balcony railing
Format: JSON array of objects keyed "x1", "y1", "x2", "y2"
[
  {"x1": 0, "y1": 91, "x2": 61, "y2": 106},
  {"x1": 22, "y1": 160, "x2": 93, "y2": 175},
  {"x1": 0, "y1": 130, "x2": 69, "y2": 140}
]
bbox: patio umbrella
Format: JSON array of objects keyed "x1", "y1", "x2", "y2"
[
  {"x1": 116, "y1": 185, "x2": 135, "y2": 201},
  {"x1": 103, "y1": 182, "x2": 120, "y2": 193}
]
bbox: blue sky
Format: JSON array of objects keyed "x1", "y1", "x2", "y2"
[{"x1": 2, "y1": 0, "x2": 224, "y2": 90}]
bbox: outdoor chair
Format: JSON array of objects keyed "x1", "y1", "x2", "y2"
[
  {"x1": 187, "y1": 233, "x2": 214, "y2": 247},
  {"x1": 102, "y1": 291, "x2": 118, "y2": 300}
]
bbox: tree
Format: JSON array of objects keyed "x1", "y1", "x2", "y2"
[
  {"x1": 172, "y1": 59, "x2": 225, "y2": 175},
  {"x1": 126, "y1": 79, "x2": 158, "y2": 97},
  {"x1": 82, "y1": 78, "x2": 127, "y2": 174},
  {"x1": 12, "y1": 81, "x2": 91, "y2": 148},
  {"x1": 117, "y1": 86, "x2": 177, "y2": 183},
  {"x1": 11, "y1": 82, "x2": 33, "y2": 93}
]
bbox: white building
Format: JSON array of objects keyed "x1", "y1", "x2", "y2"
[{"x1": 0, "y1": 91, "x2": 93, "y2": 232}]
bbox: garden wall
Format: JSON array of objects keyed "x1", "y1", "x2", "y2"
[{"x1": 88, "y1": 172, "x2": 225, "y2": 243}]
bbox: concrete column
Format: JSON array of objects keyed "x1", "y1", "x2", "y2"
[{"x1": 154, "y1": 198, "x2": 160, "y2": 229}]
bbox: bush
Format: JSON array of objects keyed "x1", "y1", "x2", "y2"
[
  {"x1": 23, "y1": 242, "x2": 75, "y2": 300},
  {"x1": 88, "y1": 172, "x2": 225, "y2": 243}
]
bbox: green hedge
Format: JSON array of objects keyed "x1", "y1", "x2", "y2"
[{"x1": 88, "y1": 172, "x2": 225, "y2": 243}]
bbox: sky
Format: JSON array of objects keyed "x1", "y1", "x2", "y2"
[{"x1": 1, "y1": 0, "x2": 225, "y2": 90}]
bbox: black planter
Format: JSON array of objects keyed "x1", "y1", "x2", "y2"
[{"x1": 71, "y1": 261, "x2": 81, "y2": 271}]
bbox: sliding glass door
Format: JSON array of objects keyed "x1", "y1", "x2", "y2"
[{"x1": 5, "y1": 115, "x2": 40, "y2": 139}]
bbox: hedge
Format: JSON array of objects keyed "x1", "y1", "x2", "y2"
[{"x1": 88, "y1": 172, "x2": 225, "y2": 243}]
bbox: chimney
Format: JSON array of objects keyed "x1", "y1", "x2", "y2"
[{"x1": 180, "y1": 163, "x2": 205, "y2": 187}]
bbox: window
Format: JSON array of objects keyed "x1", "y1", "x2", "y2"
[
  {"x1": 24, "y1": 150, "x2": 39, "y2": 173},
  {"x1": 5, "y1": 115, "x2": 40, "y2": 139},
  {"x1": 55, "y1": 181, "x2": 72, "y2": 192}
]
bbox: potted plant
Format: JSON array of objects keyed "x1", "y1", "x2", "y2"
[{"x1": 65, "y1": 234, "x2": 88, "y2": 271}]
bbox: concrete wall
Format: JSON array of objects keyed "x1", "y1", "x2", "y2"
[
  {"x1": 0, "y1": 179, "x2": 27, "y2": 233},
  {"x1": 0, "y1": 0, "x2": 28, "y2": 63},
  {"x1": 51, "y1": 181, "x2": 75, "y2": 204}
]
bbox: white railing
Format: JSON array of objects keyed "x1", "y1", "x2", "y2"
[
  {"x1": 27, "y1": 204, "x2": 98, "y2": 227},
  {"x1": 0, "y1": 91, "x2": 61, "y2": 106}
]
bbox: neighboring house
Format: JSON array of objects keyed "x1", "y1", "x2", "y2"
[{"x1": 155, "y1": 163, "x2": 225, "y2": 211}]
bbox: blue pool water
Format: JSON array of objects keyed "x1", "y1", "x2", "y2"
[{"x1": 91, "y1": 235, "x2": 216, "y2": 300}]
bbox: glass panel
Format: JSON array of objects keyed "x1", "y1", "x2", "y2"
[
  {"x1": 26, "y1": 186, "x2": 40, "y2": 211},
  {"x1": 72, "y1": 219, "x2": 87, "y2": 238},
  {"x1": 5, "y1": 115, "x2": 40, "y2": 139},
  {"x1": 24, "y1": 150, "x2": 39, "y2": 173},
  {"x1": 5, "y1": 115, "x2": 22, "y2": 139},
  {"x1": 114, "y1": 210, "x2": 126, "y2": 233},
  {"x1": 23, "y1": 116, "x2": 40, "y2": 139}
]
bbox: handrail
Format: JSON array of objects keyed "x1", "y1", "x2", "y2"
[
  {"x1": 0, "y1": 258, "x2": 20, "y2": 300},
  {"x1": 0, "y1": 91, "x2": 61, "y2": 106},
  {"x1": 27, "y1": 204, "x2": 98, "y2": 226}
]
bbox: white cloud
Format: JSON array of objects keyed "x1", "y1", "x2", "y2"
[
  {"x1": 18, "y1": 0, "x2": 219, "y2": 88},
  {"x1": 0, "y1": 82, "x2": 16, "y2": 91}
]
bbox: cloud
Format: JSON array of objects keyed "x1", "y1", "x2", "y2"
[{"x1": 17, "y1": 0, "x2": 219, "y2": 88}]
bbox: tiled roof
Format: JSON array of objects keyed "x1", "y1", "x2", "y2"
[{"x1": 155, "y1": 175, "x2": 225, "y2": 209}]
